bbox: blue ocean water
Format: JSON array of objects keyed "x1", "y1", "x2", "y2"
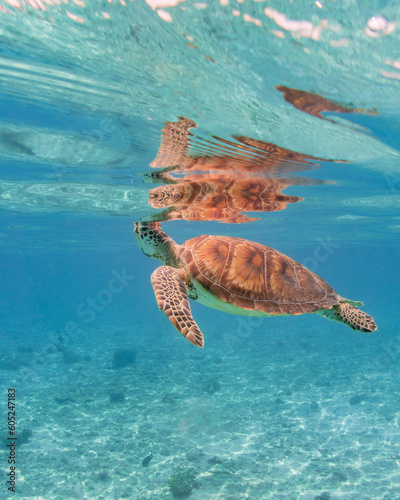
[{"x1": 1, "y1": 1, "x2": 400, "y2": 499}]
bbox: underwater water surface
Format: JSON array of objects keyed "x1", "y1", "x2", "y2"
[{"x1": 0, "y1": 1, "x2": 400, "y2": 499}]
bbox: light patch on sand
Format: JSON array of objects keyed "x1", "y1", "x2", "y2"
[
  {"x1": 102, "y1": 11, "x2": 110, "y2": 18},
  {"x1": 3, "y1": 0, "x2": 21, "y2": 7},
  {"x1": 26, "y1": 0, "x2": 40, "y2": 8},
  {"x1": 26, "y1": 0, "x2": 49, "y2": 9},
  {"x1": 386, "y1": 60, "x2": 400, "y2": 70},
  {"x1": 66, "y1": 10, "x2": 84, "y2": 22},
  {"x1": 330, "y1": 38, "x2": 349, "y2": 47},
  {"x1": 272, "y1": 30, "x2": 285, "y2": 39},
  {"x1": 381, "y1": 71, "x2": 400, "y2": 80},
  {"x1": 365, "y1": 16, "x2": 396, "y2": 38},
  {"x1": 264, "y1": 7, "x2": 327, "y2": 40},
  {"x1": 145, "y1": 0, "x2": 184, "y2": 9},
  {"x1": 243, "y1": 13, "x2": 262, "y2": 27},
  {"x1": 157, "y1": 8, "x2": 172, "y2": 22}
]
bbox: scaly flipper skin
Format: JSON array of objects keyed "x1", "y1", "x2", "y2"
[
  {"x1": 319, "y1": 303, "x2": 377, "y2": 332},
  {"x1": 336, "y1": 303, "x2": 377, "y2": 332},
  {"x1": 151, "y1": 266, "x2": 204, "y2": 347}
]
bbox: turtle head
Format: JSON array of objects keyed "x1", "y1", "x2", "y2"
[
  {"x1": 148, "y1": 184, "x2": 185, "y2": 209},
  {"x1": 134, "y1": 221, "x2": 179, "y2": 266}
]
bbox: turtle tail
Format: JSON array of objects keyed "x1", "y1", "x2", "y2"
[{"x1": 333, "y1": 303, "x2": 377, "y2": 332}]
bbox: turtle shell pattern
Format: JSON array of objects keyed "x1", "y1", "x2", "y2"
[{"x1": 177, "y1": 235, "x2": 342, "y2": 315}]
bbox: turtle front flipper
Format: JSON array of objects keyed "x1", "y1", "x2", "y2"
[
  {"x1": 318, "y1": 303, "x2": 377, "y2": 332},
  {"x1": 151, "y1": 266, "x2": 204, "y2": 347}
]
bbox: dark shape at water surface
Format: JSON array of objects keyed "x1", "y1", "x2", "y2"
[
  {"x1": 314, "y1": 493, "x2": 331, "y2": 500},
  {"x1": 168, "y1": 470, "x2": 197, "y2": 497},
  {"x1": 96, "y1": 470, "x2": 110, "y2": 482},
  {"x1": 349, "y1": 394, "x2": 366, "y2": 405},
  {"x1": 0, "y1": 131, "x2": 34, "y2": 156},
  {"x1": 2, "y1": 428, "x2": 32, "y2": 450},
  {"x1": 310, "y1": 401, "x2": 320, "y2": 411},
  {"x1": 146, "y1": 117, "x2": 332, "y2": 223},
  {"x1": 141, "y1": 453, "x2": 152, "y2": 467},
  {"x1": 276, "y1": 85, "x2": 377, "y2": 120},
  {"x1": 111, "y1": 347, "x2": 137, "y2": 369},
  {"x1": 204, "y1": 378, "x2": 221, "y2": 394},
  {"x1": 18, "y1": 429, "x2": 33, "y2": 446},
  {"x1": 109, "y1": 389, "x2": 126, "y2": 403},
  {"x1": 134, "y1": 222, "x2": 377, "y2": 348}
]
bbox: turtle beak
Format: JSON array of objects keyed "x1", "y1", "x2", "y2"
[{"x1": 134, "y1": 222, "x2": 140, "y2": 235}]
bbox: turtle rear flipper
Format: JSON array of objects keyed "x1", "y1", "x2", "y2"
[
  {"x1": 319, "y1": 303, "x2": 377, "y2": 332},
  {"x1": 151, "y1": 266, "x2": 204, "y2": 347},
  {"x1": 336, "y1": 303, "x2": 377, "y2": 332}
]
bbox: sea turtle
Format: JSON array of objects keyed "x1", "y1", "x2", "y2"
[{"x1": 134, "y1": 222, "x2": 377, "y2": 347}]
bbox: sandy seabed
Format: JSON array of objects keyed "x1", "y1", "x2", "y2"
[{"x1": 1, "y1": 313, "x2": 400, "y2": 500}]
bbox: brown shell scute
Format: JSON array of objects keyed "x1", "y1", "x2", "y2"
[
  {"x1": 221, "y1": 241, "x2": 267, "y2": 299},
  {"x1": 194, "y1": 238, "x2": 230, "y2": 284},
  {"x1": 180, "y1": 236, "x2": 340, "y2": 314}
]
